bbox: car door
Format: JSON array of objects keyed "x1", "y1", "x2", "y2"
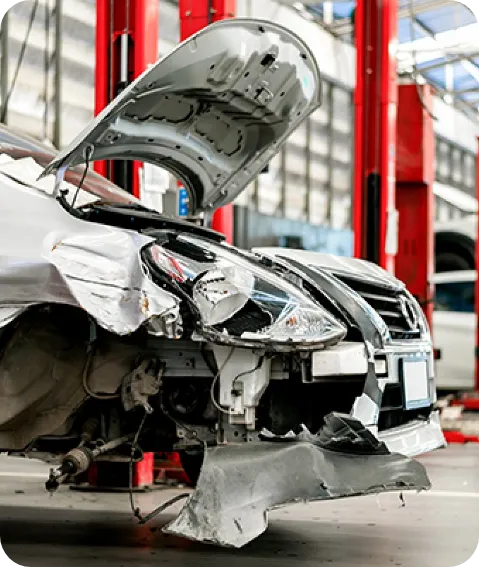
[{"x1": 433, "y1": 275, "x2": 476, "y2": 391}]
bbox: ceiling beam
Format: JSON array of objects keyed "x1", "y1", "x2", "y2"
[
  {"x1": 326, "y1": 0, "x2": 457, "y2": 36},
  {"x1": 418, "y1": 52, "x2": 479, "y2": 72},
  {"x1": 453, "y1": 85, "x2": 479, "y2": 95}
]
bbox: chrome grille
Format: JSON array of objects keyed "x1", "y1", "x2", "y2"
[{"x1": 334, "y1": 275, "x2": 421, "y2": 340}]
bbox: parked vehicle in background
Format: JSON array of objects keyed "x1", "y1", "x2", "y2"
[
  {"x1": 435, "y1": 215, "x2": 476, "y2": 273},
  {"x1": 432, "y1": 270, "x2": 476, "y2": 392}
]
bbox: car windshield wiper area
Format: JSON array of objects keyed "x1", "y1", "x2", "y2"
[{"x1": 85, "y1": 202, "x2": 225, "y2": 242}]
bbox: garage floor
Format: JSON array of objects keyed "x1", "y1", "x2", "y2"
[{"x1": 0, "y1": 445, "x2": 478, "y2": 567}]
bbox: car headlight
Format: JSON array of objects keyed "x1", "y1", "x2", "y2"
[
  {"x1": 145, "y1": 235, "x2": 346, "y2": 350},
  {"x1": 193, "y1": 266, "x2": 254, "y2": 326}
]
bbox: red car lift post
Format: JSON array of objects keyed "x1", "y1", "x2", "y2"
[
  {"x1": 395, "y1": 83, "x2": 435, "y2": 329},
  {"x1": 95, "y1": 0, "x2": 159, "y2": 198},
  {"x1": 89, "y1": 0, "x2": 159, "y2": 489},
  {"x1": 353, "y1": 0, "x2": 398, "y2": 273},
  {"x1": 178, "y1": 0, "x2": 236, "y2": 243}
]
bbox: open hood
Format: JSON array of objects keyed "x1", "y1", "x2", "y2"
[{"x1": 42, "y1": 18, "x2": 322, "y2": 214}]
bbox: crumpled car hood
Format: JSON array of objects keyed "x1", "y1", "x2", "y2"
[{"x1": 42, "y1": 18, "x2": 322, "y2": 215}]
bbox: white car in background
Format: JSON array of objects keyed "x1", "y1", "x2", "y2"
[
  {"x1": 435, "y1": 215, "x2": 476, "y2": 273},
  {"x1": 433, "y1": 270, "x2": 476, "y2": 392}
]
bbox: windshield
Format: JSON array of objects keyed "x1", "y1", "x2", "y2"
[{"x1": 0, "y1": 143, "x2": 143, "y2": 208}]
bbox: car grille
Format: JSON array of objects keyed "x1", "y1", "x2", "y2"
[{"x1": 334, "y1": 275, "x2": 421, "y2": 340}]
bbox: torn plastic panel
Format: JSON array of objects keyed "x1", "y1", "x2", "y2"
[{"x1": 165, "y1": 414, "x2": 431, "y2": 548}]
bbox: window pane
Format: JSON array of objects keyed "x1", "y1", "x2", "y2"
[{"x1": 434, "y1": 282, "x2": 475, "y2": 313}]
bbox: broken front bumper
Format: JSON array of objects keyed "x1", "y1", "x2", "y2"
[
  {"x1": 164, "y1": 413, "x2": 432, "y2": 548},
  {"x1": 378, "y1": 410, "x2": 445, "y2": 457}
]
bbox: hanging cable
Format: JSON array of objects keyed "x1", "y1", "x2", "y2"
[
  {"x1": 1, "y1": 0, "x2": 39, "y2": 123},
  {"x1": 408, "y1": 0, "x2": 438, "y2": 120},
  {"x1": 231, "y1": 356, "x2": 265, "y2": 390},
  {"x1": 128, "y1": 410, "x2": 190, "y2": 525}
]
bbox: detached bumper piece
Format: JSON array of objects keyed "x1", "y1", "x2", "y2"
[{"x1": 164, "y1": 414, "x2": 431, "y2": 547}]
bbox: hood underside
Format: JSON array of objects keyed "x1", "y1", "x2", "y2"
[{"x1": 43, "y1": 18, "x2": 322, "y2": 214}]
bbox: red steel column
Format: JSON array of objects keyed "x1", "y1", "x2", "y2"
[
  {"x1": 94, "y1": 0, "x2": 110, "y2": 180},
  {"x1": 353, "y1": 0, "x2": 398, "y2": 273},
  {"x1": 179, "y1": 0, "x2": 236, "y2": 243},
  {"x1": 94, "y1": 0, "x2": 159, "y2": 197},
  {"x1": 395, "y1": 83, "x2": 435, "y2": 328}
]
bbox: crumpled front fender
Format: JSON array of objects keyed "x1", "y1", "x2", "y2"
[{"x1": 164, "y1": 414, "x2": 431, "y2": 548}]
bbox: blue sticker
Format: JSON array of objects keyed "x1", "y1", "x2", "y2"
[{"x1": 178, "y1": 186, "x2": 189, "y2": 217}]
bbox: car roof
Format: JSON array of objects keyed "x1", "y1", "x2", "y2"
[
  {"x1": 0, "y1": 123, "x2": 143, "y2": 207},
  {"x1": 434, "y1": 215, "x2": 477, "y2": 241},
  {"x1": 0, "y1": 123, "x2": 56, "y2": 155}
]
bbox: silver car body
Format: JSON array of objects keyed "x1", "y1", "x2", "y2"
[{"x1": 0, "y1": 18, "x2": 445, "y2": 548}]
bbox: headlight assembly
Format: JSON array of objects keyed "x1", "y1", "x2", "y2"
[{"x1": 145, "y1": 235, "x2": 346, "y2": 350}]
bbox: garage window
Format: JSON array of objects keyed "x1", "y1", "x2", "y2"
[{"x1": 434, "y1": 282, "x2": 475, "y2": 313}]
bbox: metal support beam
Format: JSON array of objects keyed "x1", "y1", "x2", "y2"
[
  {"x1": 418, "y1": 52, "x2": 479, "y2": 73},
  {"x1": 179, "y1": 0, "x2": 236, "y2": 243},
  {"x1": 0, "y1": 12, "x2": 8, "y2": 124},
  {"x1": 53, "y1": 0, "x2": 62, "y2": 148},
  {"x1": 304, "y1": 116, "x2": 311, "y2": 222},
  {"x1": 395, "y1": 83, "x2": 435, "y2": 329},
  {"x1": 325, "y1": 83, "x2": 334, "y2": 225},
  {"x1": 94, "y1": 0, "x2": 159, "y2": 196},
  {"x1": 330, "y1": 0, "x2": 454, "y2": 37},
  {"x1": 252, "y1": 175, "x2": 259, "y2": 212},
  {"x1": 453, "y1": 85, "x2": 479, "y2": 96},
  {"x1": 353, "y1": 0, "x2": 398, "y2": 272},
  {"x1": 279, "y1": 146, "x2": 287, "y2": 217}
]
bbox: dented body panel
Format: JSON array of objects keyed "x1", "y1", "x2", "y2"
[{"x1": 0, "y1": 175, "x2": 180, "y2": 335}]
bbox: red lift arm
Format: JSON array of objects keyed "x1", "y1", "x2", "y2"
[
  {"x1": 178, "y1": 0, "x2": 236, "y2": 243},
  {"x1": 95, "y1": 0, "x2": 159, "y2": 197},
  {"x1": 353, "y1": 0, "x2": 398, "y2": 273},
  {"x1": 395, "y1": 83, "x2": 435, "y2": 328}
]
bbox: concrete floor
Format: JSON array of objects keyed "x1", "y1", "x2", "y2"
[{"x1": 0, "y1": 445, "x2": 478, "y2": 567}]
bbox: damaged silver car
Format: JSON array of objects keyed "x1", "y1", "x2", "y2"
[{"x1": 0, "y1": 18, "x2": 445, "y2": 548}]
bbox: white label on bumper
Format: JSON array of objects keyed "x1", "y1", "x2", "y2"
[{"x1": 402, "y1": 359, "x2": 430, "y2": 410}]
